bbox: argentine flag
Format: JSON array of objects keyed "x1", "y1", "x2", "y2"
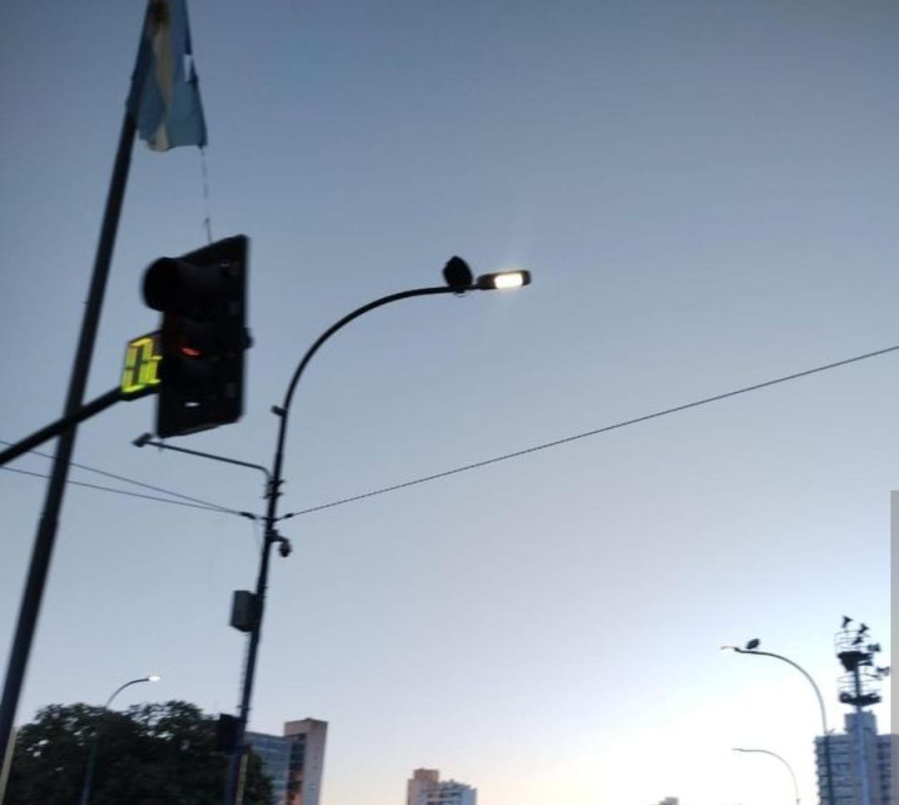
[{"x1": 127, "y1": 0, "x2": 207, "y2": 151}]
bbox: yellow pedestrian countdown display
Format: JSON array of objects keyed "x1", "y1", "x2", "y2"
[{"x1": 121, "y1": 332, "x2": 162, "y2": 398}]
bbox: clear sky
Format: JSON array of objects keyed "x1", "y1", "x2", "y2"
[{"x1": 0, "y1": 2, "x2": 895, "y2": 804}]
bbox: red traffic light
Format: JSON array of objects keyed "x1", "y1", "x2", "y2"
[{"x1": 142, "y1": 235, "x2": 250, "y2": 438}]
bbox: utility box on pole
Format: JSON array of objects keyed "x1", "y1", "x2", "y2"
[{"x1": 230, "y1": 590, "x2": 256, "y2": 633}]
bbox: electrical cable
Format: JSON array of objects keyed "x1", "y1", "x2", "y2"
[
  {"x1": 0, "y1": 441, "x2": 241, "y2": 514},
  {"x1": 281, "y1": 343, "x2": 899, "y2": 518},
  {"x1": 2, "y1": 466, "x2": 234, "y2": 515},
  {"x1": 3, "y1": 343, "x2": 897, "y2": 519}
]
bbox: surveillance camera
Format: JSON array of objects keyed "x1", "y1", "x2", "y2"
[{"x1": 278, "y1": 539, "x2": 292, "y2": 558}]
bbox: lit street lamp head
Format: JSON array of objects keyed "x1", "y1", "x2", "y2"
[
  {"x1": 146, "y1": 674, "x2": 161, "y2": 683},
  {"x1": 476, "y1": 270, "x2": 531, "y2": 290},
  {"x1": 441, "y1": 256, "x2": 532, "y2": 293}
]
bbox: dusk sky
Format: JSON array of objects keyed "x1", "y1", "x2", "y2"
[{"x1": 0, "y1": 2, "x2": 894, "y2": 805}]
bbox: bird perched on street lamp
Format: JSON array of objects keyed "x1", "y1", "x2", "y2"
[
  {"x1": 745, "y1": 638, "x2": 760, "y2": 650},
  {"x1": 442, "y1": 256, "x2": 474, "y2": 292}
]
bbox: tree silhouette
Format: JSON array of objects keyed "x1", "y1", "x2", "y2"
[{"x1": 6, "y1": 701, "x2": 272, "y2": 805}]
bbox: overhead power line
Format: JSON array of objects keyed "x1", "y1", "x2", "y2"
[
  {"x1": 0, "y1": 439, "x2": 242, "y2": 514},
  {"x1": 1, "y1": 466, "x2": 234, "y2": 515},
  {"x1": 281, "y1": 343, "x2": 899, "y2": 517},
  {"x1": 3, "y1": 343, "x2": 898, "y2": 518}
]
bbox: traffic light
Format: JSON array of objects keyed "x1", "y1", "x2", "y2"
[
  {"x1": 142, "y1": 235, "x2": 250, "y2": 438},
  {"x1": 215, "y1": 713, "x2": 240, "y2": 752}
]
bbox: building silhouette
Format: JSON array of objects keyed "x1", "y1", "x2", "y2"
[
  {"x1": 407, "y1": 768, "x2": 477, "y2": 805},
  {"x1": 247, "y1": 717, "x2": 327, "y2": 805},
  {"x1": 816, "y1": 711, "x2": 894, "y2": 805}
]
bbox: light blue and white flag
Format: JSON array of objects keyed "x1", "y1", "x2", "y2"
[{"x1": 127, "y1": 0, "x2": 207, "y2": 151}]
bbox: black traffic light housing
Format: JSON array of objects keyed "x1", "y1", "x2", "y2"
[
  {"x1": 215, "y1": 713, "x2": 240, "y2": 752},
  {"x1": 142, "y1": 235, "x2": 250, "y2": 438}
]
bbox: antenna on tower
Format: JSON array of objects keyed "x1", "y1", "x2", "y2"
[{"x1": 835, "y1": 619, "x2": 883, "y2": 708}]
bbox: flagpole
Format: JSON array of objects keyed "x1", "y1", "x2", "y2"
[{"x1": 0, "y1": 104, "x2": 137, "y2": 771}]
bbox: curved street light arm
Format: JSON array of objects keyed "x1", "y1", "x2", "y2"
[
  {"x1": 733, "y1": 648, "x2": 829, "y2": 734},
  {"x1": 733, "y1": 747, "x2": 800, "y2": 805},
  {"x1": 224, "y1": 283, "x2": 462, "y2": 805},
  {"x1": 104, "y1": 676, "x2": 155, "y2": 709},
  {"x1": 80, "y1": 675, "x2": 158, "y2": 805},
  {"x1": 270, "y1": 285, "x2": 456, "y2": 498}
]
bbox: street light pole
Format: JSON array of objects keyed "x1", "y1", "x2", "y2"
[
  {"x1": 78, "y1": 674, "x2": 160, "y2": 805},
  {"x1": 222, "y1": 264, "x2": 531, "y2": 805},
  {"x1": 732, "y1": 747, "x2": 800, "y2": 805},
  {"x1": 722, "y1": 644, "x2": 835, "y2": 805}
]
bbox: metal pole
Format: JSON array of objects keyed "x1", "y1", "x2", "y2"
[
  {"x1": 0, "y1": 728, "x2": 15, "y2": 803},
  {"x1": 0, "y1": 389, "x2": 123, "y2": 468},
  {"x1": 733, "y1": 647, "x2": 835, "y2": 805},
  {"x1": 852, "y1": 667, "x2": 872, "y2": 805},
  {"x1": 222, "y1": 285, "x2": 458, "y2": 805},
  {"x1": 0, "y1": 109, "x2": 137, "y2": 769}
]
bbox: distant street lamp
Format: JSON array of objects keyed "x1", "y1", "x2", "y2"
[
  {"x1": 78, "y1": 674, "x2": 160, "y2": 805},
  {"x1": 732, "y1": 746, "x2": 800, "y2": 805},
  {"x1": 722, "y1": 641, "x2": 835, "y2": 805},
  {"x1": 211, "y1": 260, "x2": 531, "y2": 805}
]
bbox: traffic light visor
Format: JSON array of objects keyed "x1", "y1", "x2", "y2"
[{"x1": 143, "y1": 257, "x2": 233, "y2": 319}]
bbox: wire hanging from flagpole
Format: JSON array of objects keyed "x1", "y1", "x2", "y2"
[{"x1": 200, "y1": 146, "x2": 213, "y2": 244}]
